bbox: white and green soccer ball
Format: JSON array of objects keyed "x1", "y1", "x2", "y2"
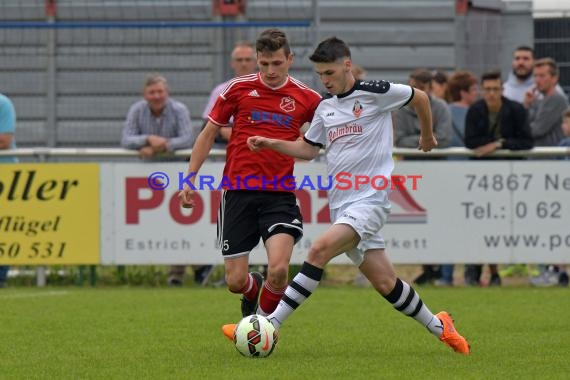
[{"x1": 233, "y1": 315, "x2": 278, "y2": 358}]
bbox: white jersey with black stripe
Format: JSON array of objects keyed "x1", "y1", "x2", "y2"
[{"x1": 304, "y1": 80, "x2": 413, "y2": 209}]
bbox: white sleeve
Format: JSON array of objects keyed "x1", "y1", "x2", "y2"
[
  {"x1": 377, "y1": 83, "x2": 413, "y2": 113},
  {"x1": 304, "y1": 111, "x2": 326, "y2": 147}
]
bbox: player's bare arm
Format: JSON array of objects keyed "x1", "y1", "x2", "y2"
[
  {"x1": 218, "y1": 126, "x2": 232, "y2": 141},
  {"x1": 247, "y1": 136, "x2": 320, "y2": 161},
  {"x1": 409, "y1": 88, "x2": 437, "y2": 152},
  {"x1": 178, "y1": 120, "x2": 220, "y2": 208}
]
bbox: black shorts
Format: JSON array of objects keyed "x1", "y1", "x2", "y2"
[{"x1": 217, "y1": 190, "x2": 303, "y2": 258}]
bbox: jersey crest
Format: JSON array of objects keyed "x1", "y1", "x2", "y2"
[
  {"x1": 352, "y1": 100, "x2": 363, "y2": 118},
  {"x1": 280, "y1": 97, "x2": 296, "y2": 112}
]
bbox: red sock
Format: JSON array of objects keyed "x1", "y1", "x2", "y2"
[
  {"x1": 237, "y1": 273, "x2": 259, "y2": 301},
  {"x1": 258, "y1": 282, "x2": 286, "y2": 314}
]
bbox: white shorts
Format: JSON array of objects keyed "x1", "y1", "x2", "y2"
[{"x1": 330, "y1": 198, "x2": 391, "y2": 267}]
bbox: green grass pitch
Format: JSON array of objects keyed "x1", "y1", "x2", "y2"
[{"x1": 1, "y1": 286, "x2": 568, "y2": 379}]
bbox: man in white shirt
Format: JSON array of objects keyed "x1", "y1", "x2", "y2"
[
  {"x1": 503, "y1": 46, "x2": 535, "y2": 104},
  {"x1": 503, "y1": 46, "x2": 565, "y2": 105}
]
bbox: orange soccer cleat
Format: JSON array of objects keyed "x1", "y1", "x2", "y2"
[
  {"x1": 222, "y1": 323, "x2": 237, "y2": 341},
  {"x1": 435, "y1": 311, "x2": 471, "y2": 355}
]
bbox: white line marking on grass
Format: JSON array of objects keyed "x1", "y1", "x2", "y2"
[{"x1": 0, "y1": 290, "x2": 70, "y2": 299}]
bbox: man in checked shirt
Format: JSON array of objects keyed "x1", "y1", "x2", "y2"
[{"x1": 121, "y1": 74, "x2": 200, "y2": 158}]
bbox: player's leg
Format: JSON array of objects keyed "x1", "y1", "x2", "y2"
[
  {"x1": 224, "y1": 255, "x2": 251, "y2": 292},
  {"x1": 339, "y1": 200, "x2": 440, "y2": 333},
  {"x1": 258, "y1": 232, "x2": 295, "y2": 315},
  {"x1": 219, "y1": 190, "x2": 264, "y2": 316},
  {"x1": 267, "y1": 223, "x2": 360, "y2": 328},
  {"x1": 360, "y1": 249, "x2": 445, "y2": 337},
  {"x1": 257, "y1": 192, "x2": 302, "y2": 316},
  {"x1": 359, "y1": 250, "x2": 469, "y2": 354}
]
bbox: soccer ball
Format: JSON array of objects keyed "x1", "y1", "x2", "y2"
[{"x1": 233, "y1": 315, "x2": 278, "y2": 358}]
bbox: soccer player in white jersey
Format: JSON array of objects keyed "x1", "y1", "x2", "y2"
[{"x1": 223, "y1": 36, "x2": 470, "y2": 355}]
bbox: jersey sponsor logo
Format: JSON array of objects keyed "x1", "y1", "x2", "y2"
[
  {"x1": 327, "y1": 122, "x2": 363, "y2": 143},
  {"x1": 326, "y1": 112, "x2": 335, "y2": 117},
  {"x1": 280, "y1": 96, "x2": 296, "y2": 112},
  {"x1": 248, "y1": 89, "x2": 260, "y2": 97},
  {"x1": 352, "y1": 100, "x2": 363, "y2": 118},
  {"x1": 250, "y1": 110, "x2": 293, "y2": 128}
]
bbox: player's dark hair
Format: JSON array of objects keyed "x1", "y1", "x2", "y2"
[
  {"x1": 256, "y1": 29, "x2": 291, "y2": 56},
  {"x1": 480, "y1": 70, "x2": 501, "y2": 84},
  {"x1": 309, "y1": 37, "x2": 351, "y2": 63}
]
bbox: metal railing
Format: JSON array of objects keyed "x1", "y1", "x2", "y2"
[
  {"x1": 2, "y1": 146, "x2": 569, "y2": 287},
  {"x1": 1, "y1": 147, "x2": 570, "y2": 159}
]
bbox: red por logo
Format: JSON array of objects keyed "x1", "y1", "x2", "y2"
[{"x1": 280, "y1": 97, "x2": 296, "y2": 112}]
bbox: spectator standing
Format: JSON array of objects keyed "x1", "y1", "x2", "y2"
[
  {"x1": 395, "y1": 69, "x2": 451, "y2": 149},
  {"x1": 431, "y1": 70, "x2": 449, "y2": 102},
  {"x1": 121, "y1": 74, "x2": 199, "y2": 159},
  {"x1": 121, "y1": 74, "x2": 202, "y2": 285},
  {"x1": 0, "y1": 93, "x2": 17, "y2": 288},
  {"x1": 503, "y1": 46, "x2": 536, "y2": 104},
  {"x1": 447, "y1": 71, "x2": 479, "y2": 149},
  {"x1": 464, "y1": 71, "x2": 533, "y2": 286},
  {"x1": 523, "y1": 58, "x2": 568, "y2": 147},
  {"x1": 503, "y1": 46, "x2": 565, "y2": 105}
]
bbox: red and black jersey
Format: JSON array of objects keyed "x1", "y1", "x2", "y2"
[{"x1": 209, "y1": 73, "x2": 322, "y2": 191}]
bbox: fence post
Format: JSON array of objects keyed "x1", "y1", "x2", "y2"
[
  {"x1": 35, "y1": 152, "x2": 48, "y2": 287},
  {"x1": 45, "y1": 0, "x2": 57, "y2": 147}
]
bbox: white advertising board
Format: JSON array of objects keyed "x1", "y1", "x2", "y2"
[{"x1": 100, "y1": 161, "x2": 570, "y2": 265}]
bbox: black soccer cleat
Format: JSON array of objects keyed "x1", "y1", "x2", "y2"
[{"x1": 241, "y1": 271, "x2": 264, "y2": 317}]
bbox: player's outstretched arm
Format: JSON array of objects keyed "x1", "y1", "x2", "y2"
[
  {"x1": 178, "y1": 121, "x2": 220, "y2": 208},
  {"x1": 409, "y1": 88, "x2": 438, "y2": 152},
  {"x1": 248, "y1": 136, "x2": 320, "y2": 160}
]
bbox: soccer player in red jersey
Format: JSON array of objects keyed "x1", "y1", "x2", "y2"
[{"x1": 179, "y1": 29, "x2": 321, "y2": 318}]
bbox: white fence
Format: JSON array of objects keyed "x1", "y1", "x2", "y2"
[
  {"x1": 96, "y1": 160, "x2": 570, "y2": 265},
  {"x1": 1, "y1": 147, "x2": 569, "y2": 285}
]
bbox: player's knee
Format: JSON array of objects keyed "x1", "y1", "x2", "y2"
[
  {"x1": 307, "y1": 240, "x2": 332, "y2": 267},
  {"x1": 225, "y1": 271, "x2": 248, "y2": 293},
  {"x1": 372, "y1": 274, "x2": 397, "y2": 296},
  {"x1": 266, "y1": 265, "x2": 288, "y2": 288}
]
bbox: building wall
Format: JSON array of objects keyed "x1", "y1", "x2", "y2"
[{"x1": 0, "y1": 0, "x2": 533, "y2": 147}]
